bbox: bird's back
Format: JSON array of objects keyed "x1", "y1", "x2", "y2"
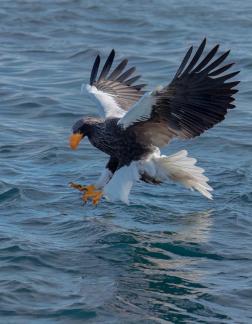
[{"x1": 89, "y1": 118, "x2": 152, "y2": 164}]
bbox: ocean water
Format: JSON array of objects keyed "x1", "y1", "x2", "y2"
[{"x1": 0, "y1": 0, "x2": 251, "y2": 323}]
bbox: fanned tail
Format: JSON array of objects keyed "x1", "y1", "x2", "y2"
[
  {"x1": 154, "y1": 150, "x2": 213, "y2": 199},
  {"x1": 103, "y1": 149, "x2": 213, "y2": 204}
]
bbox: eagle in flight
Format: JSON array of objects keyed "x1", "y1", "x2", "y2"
[{"x1": 69, "y1": 39, "x2": 239, "y2": 205}]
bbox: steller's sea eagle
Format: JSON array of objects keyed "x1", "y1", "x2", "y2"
[{"x1": 69, "y1": 39, "x2": 239, "y2": 205}]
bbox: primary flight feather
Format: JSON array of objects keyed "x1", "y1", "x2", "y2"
[{"x1": 69, "y1": 39, "x2": 239, "y2": 205}]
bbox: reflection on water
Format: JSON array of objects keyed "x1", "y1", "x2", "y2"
[
  {"x1": 96, "y1": 210, "x2": 229, "y2": 322},
  {"x1": 173, "y1": 210, "x2": 214, "y2": 243}
]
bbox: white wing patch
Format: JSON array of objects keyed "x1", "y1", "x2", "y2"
[
  {"x1": 117, "y1": 91, "x2": 155, "y2": 129},
  {"x1": 85, "y1": 84, "x2": 126, "y2": 118}
]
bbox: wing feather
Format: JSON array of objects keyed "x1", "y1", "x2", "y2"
[
  {"x1": 90, "y1": 55, "x2": 100, "y2": 85},
  {"x1": 125, "y1": 75, "x2": 141, "y2": 85},
  {"x1": 108, "y1": 59, "x2": 128, "y2": 80},
  {"x1": 86, "y1": 50, "x2": 147, "y2": 118},
  {"x1": 208, "y1": 63, "x2": 234, "y2": 76},
  {"x1": 191, "y1": 44, "x2": 219, "y2": 73},
  {"x1": 173, "y1": 46, "x2": 193, "y2": 79},
  {"x1": 97, "y1": 49, "x2": 115, "y2": 81},
  {"x1": 116, "y1": 67, "x2": 136, "y2": 83},
  {"x1": 183, "y1": 38, "x2": 206, "y2": 74},
  {"x1": 119, "y1": 39, "x2": 239, "y2": 147}
]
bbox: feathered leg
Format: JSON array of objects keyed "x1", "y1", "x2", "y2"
[
  {"x1": 103, "y1": 162, "x2": 140, "y2": 204},
  {"x1": 70, "y1": 157, "x2": 118, "y2": 205}
]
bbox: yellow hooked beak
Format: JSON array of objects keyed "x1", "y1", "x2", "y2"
[{"x1": 69, "y1": 133, "x2": 84, "y2": 150}]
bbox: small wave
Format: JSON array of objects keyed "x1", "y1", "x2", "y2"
[
  {"x1": 0, "y1": 188, "x2": 20, "y2": 204},
  {"x1": 229, "y1": 191, "x2": 252, "y2": 203},
  {"x1": 69, "y1": 49, "x2": 98, "y2": 60}
]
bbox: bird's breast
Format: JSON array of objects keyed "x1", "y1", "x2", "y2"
[{"x1": 88, "y1": 123, "x2": 150, "y2": 163}]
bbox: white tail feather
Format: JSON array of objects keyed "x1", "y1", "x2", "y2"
[
  {"x1": 103, "y1": 149, "x2": 213, "y2": 204},
  {"x1": 152, "y1": 150, "x2": 213, "y2": 199}
]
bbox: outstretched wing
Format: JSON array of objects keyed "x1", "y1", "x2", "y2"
[
  {"x1": 85, "y1": 49, "x2": 147, "y2": 119},
  {"x1": 118, "y1": 39, "x2": 240, "y2": 147}
]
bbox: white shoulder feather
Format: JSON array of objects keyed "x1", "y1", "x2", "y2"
[
  {"x1": 117, "y1": 91, "x2": 155, "y2": 129},
  {"x1": 85, "y1": 84, "x2": 126, "y2": 118}
]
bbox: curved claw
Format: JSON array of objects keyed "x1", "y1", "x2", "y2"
[
  {"x1": 70, "y1": 182, "x2": 102, "y2": 205},
  {"x1": 92, "y1": 191, "x2": 103, "y2": 206},
  {"x1": 82, "y1": 185, "x2": 97, "y2": 203},
  {"x1": 70, "y1": 182, "x2": 96, "y2": 192},
  {"x1": 69, "y1": 182, "x2": 88, "y2": 192}
]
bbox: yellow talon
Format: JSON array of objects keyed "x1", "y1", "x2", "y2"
[
  {"x1": 69, "y1": 182, "x2": 88, "y2": 192},
  {"x1": 81, "y1": 185, "x2": 100, "y2": 204},
  {"x1": 70, "y1": 182, "x2": 96, "y2": 192},
  {"x1": 70, "y1": 182, "x2": 102, "y2": 205},
  {"x1": 83, "y1": 185, "x2": 96, "y2": 192},
  {"x1": 92, "y1": 191, "x2": 103, "y2": 206}
]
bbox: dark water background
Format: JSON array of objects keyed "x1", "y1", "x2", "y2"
[{"x1": 0, "y1": 0, "x2": 252, "y2": 323}]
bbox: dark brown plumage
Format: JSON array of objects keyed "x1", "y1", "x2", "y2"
[
  {"x1": 70, "y1": 39, "x2": 240, "y2": 203},
  {"x1": 72, "y1": 117, "x2": 152, "y2": 166},
  {"x1": 127, "y1": 38, "x2": 240, "y2": 147}
]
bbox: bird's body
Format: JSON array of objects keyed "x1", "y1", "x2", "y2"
[
  {"x1": 69, "y1": 39, "x2": 240, "y2": 204},
  {"x1": 79, "y1": 117, "x2": 152, "y2": 165}
]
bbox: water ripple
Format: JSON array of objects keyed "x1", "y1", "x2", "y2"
[{"x1": 0, "y1": 0, "x2": 251, "y2": 323}]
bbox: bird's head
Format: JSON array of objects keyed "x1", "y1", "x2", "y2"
[{"x1": 69, "y1": 118, "x2": 93, "y2": 150}]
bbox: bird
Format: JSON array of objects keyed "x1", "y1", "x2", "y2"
[{"x1": 69, "y1": 38, "x2": 239, "y2": 205}]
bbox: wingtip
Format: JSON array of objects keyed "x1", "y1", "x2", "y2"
[
  {"x1": 197, "y1": 38, "x2": 207, "y2": 49},
  {"x1": 95, "y1": 54, "x2": 101, "y2": 63},
  {"x1": 225, "y1": 49, "x2": 231, "y2": 56},
  {"x1": 109, "y1": 49, "x2": 116, "y2": 58},
  {"x1": 202, "y1": 37, "x2": 207, "y2": 45},
  {"x1": 97, "y1": 49, "x2": 116, "y2": 82},
  {"x1": 107, "y1": 49, "x2": 115, "y2": 63},
  {"x1": 90, "y1": 54, "x2": 101, "y2": 85},
  {"x1": 233, "y1": 70, "x2": 240, "y2": 77},
  {"x1": 212, "y1": 43, "x2": 220, "y2": 54}
]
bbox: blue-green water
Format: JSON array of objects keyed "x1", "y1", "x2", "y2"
[{"x1": 0, "y1": 0, "x2": 251, "y2": 323}]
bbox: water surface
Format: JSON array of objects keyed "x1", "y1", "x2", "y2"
[{"x1": 0, "y1": 0, "x2": 251, "y2": 323}]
